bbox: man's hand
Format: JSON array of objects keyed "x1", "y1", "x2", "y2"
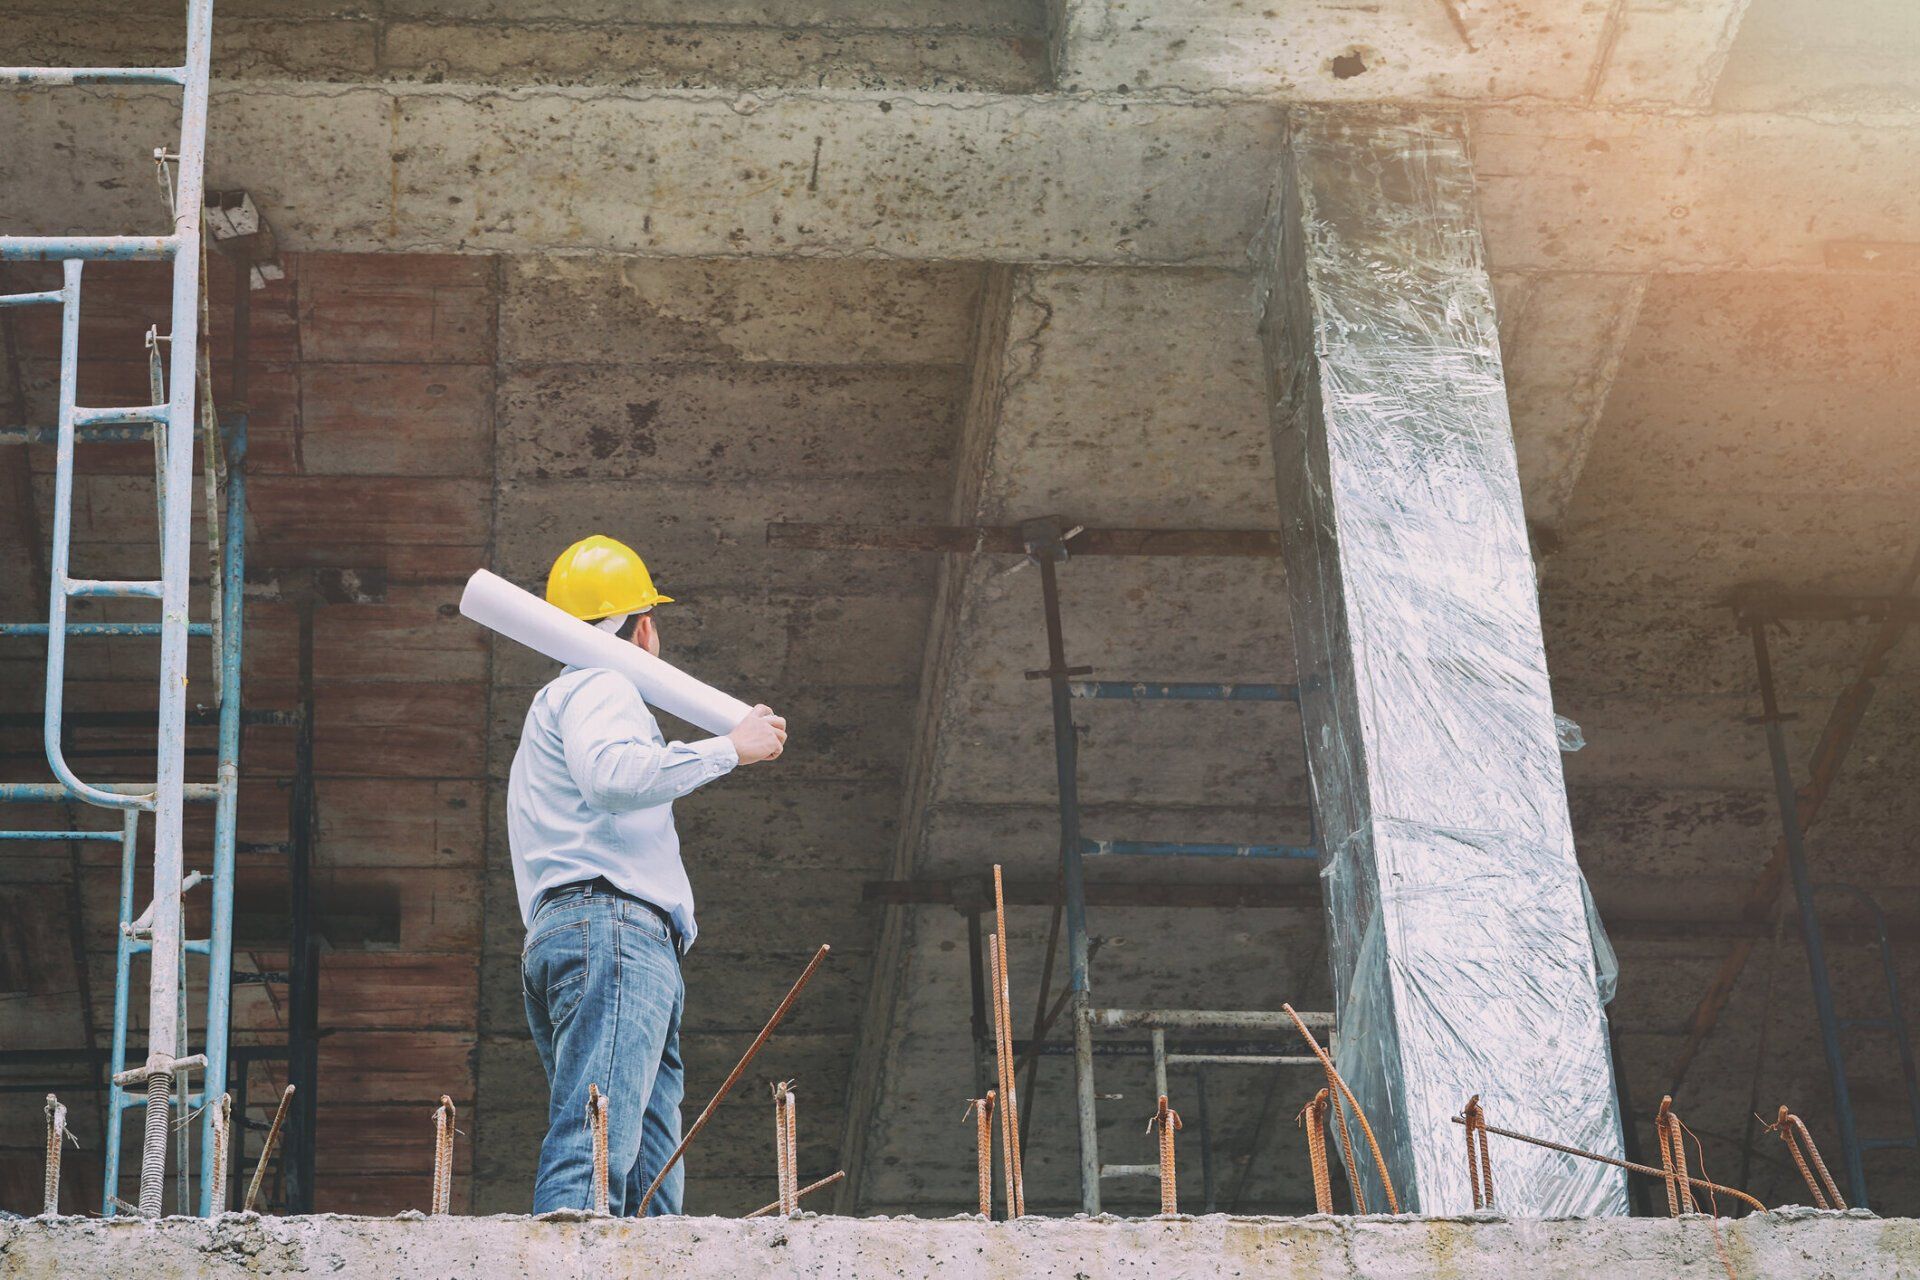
[{"x1": 728, "y1": 705, "x2": 787, "y2": 765}]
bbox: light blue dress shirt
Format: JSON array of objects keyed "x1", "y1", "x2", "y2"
[{"x1": 506, "y1": 666, "x2": 738, "y2": 947}]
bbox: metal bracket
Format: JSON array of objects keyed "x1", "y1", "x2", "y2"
[
  {"x1": 113, "y1": 1053, "x2": 206, "y2": 1088},
  {"x1": 1019, "y1": 516, "x2": 1073, "y2": 564}
]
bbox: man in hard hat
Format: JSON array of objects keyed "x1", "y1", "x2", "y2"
[{"x1": 508, "y1": 534, "x2": 787, "y2": 1216}]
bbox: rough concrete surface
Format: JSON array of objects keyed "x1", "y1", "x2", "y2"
[{"x1": 4, "y1": 1210, "x2": 1914, "y2": 1279}]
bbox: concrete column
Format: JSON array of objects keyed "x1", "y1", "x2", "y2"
[{"x1": 1260, "y1": 113, "x2": 1627, "y2": 1216}]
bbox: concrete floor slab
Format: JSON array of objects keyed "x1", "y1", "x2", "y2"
[{"x1": 3, "y1": 1210, "x2": 1913, "y2": 1279}]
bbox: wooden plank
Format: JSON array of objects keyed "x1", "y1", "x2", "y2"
[
  {"x1": 310, "y1": 1104, "x2": 474, "y2": 1178},
  {"x1": 299, "y1": 363, "x2": 495, "y2": 478},
  {"x1": 78, "y1": 863, "x2": 483, "y2": 954},
  {"x1": 230, "y1": 953, "x2": 480, "y2": 1032},
  {"x1": 246, "y1": 587, "x2": 488, "y2": 686},
  {"x1": 246, "y1": 476, "x2": 492, "y2": 551},
  {"x1": 296, "y1": 253, "x2": 495, "y2": 365}
]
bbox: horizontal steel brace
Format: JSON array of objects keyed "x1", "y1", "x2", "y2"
[
  {"x1": 1069, "y1": 680, "x2": 1300, "y2": 702},
  {"x1": 1081, "y1": 838, "x2": 1318, "y2": 861},
  {"x1": 1014, "y1": 1038, "x2": 1307, "y2": 1058},
  {"x1": 767, "y1": 522, "x2": 1283, "y2": 558},
  {"x1": 1167, "y1": 1054, "x2": 1319, "y2": 1066},
  {"x1": 864, "y1": 877, "x2": 1320, "y2": 911},
  {"x1": 1095, "y1": 1008, "x2": 1334, "y2": 1031},
  {"x1": 0, "y1": 782, "x2": 219, "y2": 802},
  {"x1": 0, "y1": 622, "x2": 213, "y2": 637},
  {"x1": 1727, "y1": 587, "x2": 1920, "y2": 625},
  {"x1": 0, "y1": 66, "x2": 186, "y2": 85},
  {"x1": 66, "y1": 578, "x2": 164, "y2": 599},
  {"x1": 0, "y1": 235, "x2": 178, "y2": 261}
]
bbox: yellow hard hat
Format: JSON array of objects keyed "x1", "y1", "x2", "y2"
[{"x1": 545, "y1": 535, "x2": 674, "y2": 620}]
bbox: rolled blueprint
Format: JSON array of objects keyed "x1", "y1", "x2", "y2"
[{"x1": 459, "y1": 569, "x2": 753, "y2": 736}]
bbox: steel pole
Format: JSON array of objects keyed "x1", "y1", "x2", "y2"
[
  {"x1": 1033, "y1": 546, "x2": 1099, "y2": 1213},
  {"x1": 138, "y1": 0, "x2": 216, "y2": 1214},
  {"x1": 1749, "y1": 620, "x2": 1868, "y2": 1207},
  {"x1": 197, "y1": 412, "x2": 245, "y2": 1214}
]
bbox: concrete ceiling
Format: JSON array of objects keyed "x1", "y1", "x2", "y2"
[{"x1": 1, "y1": 0, "x2": 1917, "y2": 1221}]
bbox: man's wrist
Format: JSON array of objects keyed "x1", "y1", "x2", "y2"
[{"x1": 703, "y1": 734, "x2": 740, "y2": 772}]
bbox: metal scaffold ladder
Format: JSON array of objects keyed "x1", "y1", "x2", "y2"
[
  {"x1": 1010, "y1": 517, "x2": 1332, "y2": 1215},
  {"x1": 0, "y1": 0, "x2": 245, "y2": 1217}
]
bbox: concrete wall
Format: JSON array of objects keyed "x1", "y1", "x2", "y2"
[{"x1": 4, "y1": 1210, "x2": 1915, "y2": 1279}]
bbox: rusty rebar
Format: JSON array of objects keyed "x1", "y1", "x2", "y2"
[
  {"x1": 244, "y1": 1085, "x2": 296, "y2": 1214},
  {"x1": 745, "y1": 1170, "x2": 846, "y2": 1219},
  {"x1": 770, "y1": 1081, "x2": 800, "y2": 1216},
  {"x1": 209, "y1": 1095, "x2": 231, "y2": 1214},
  {"x1": 43, "y1": 1094, "x2": 66, "y2": 1216},
  {"x1": 985, "y1": 933, "x2": 1020, "y2": 1220},
  {"x1": 637, "y1": 943, "x2": 831, "y2": 1215},
  {"x1": 1297, "y1": 1089, "x2": 1333, "y2": 1214},
  {"x1": 991, "y1": 865, "x2": 1025, "y2": 1216},
  {"x1": 1282, "y1": 1003, "x2": 1398, "y2": 1214},
  {"x1": 1657, "y1": 1096, "x2": 1697, "y2": 1214},
  {"x1": 1770, "y1": 1106, "x2": 1846, "y2": 1210},
  {"x1": 431, "y1": 1095, "x2": 457, "y2": 1214},
  {"x1": 966, "y1": 1091, "x2": 995, "y2": 1217},
  {"x1": 1448, "y1": 1112, "x2": 1766, "y2": 1214},
  {"x1": 588, "y1": 1084, "x2": 610, "y2": 1215},
  {"x1": 1149, "y1": 1094, "x2": 1182, "y2": 1216},
  {"x1": 1462, "y1": 1095, "x2": 1494, "y2": 1211}
]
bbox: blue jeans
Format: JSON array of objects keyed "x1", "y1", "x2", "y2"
[{"x1": 522, "y1": 882, "x2": 686, "y2": 1215}]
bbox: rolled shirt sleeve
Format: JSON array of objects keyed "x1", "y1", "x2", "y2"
[{"x1": 557, "y1": 669, "x2": 738, "y2": 813}]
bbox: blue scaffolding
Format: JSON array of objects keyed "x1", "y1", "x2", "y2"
[{"x1": 0, "y1": 0, "x2": 240, "y2": 1217}]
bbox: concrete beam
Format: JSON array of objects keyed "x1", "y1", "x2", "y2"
[
  {"x1": 1261, "y1": 112, "x2": 1626, "y2": 1215},
  {"x1": 1051, "y1": 0, "x2": 1752, "y2": 106},
  {"x1": 5, "y1": 1211, "x2": 1913, "y2": 1279},
  {"x1": 2, "y1": 85, "x2": 1917, "y2": 270},
  {"x1": 1586, "y1": 0, "x2": 1754, "y2": 108},
  {"x1": 1495, "y1": 271, "x2": 1649, "y2": 528}
]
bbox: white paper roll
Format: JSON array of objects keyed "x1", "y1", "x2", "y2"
[{"x1": 459, "y1": 569, "x2": 754, "y2": 736}]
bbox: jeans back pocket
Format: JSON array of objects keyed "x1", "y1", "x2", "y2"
[{"x1": 523, "y1": 919, "x2": 590, "y2": 1022}]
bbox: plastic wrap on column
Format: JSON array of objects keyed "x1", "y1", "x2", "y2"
[
  {"x1": 1263, "y1": 112, "x2": 1628, "y2": 1216},
  {"x1": 459, "y1": 569, "x2": 752, "y2": 735}
]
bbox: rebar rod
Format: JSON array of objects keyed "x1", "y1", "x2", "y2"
[
  {"x1": 243, "y1": 1085, "x2": 294, "y2": 1213},
  {"x1": 744, "y1": 1171, "x2": 845, "y2": 1219},
  {"x1": 43, "y1": 1094, "x2": 66, "y2": 1215},
  {"x1": 637, "y1": 944, "x2": 830, "y2": 1215},
  {"x1": 588, "y1": 1084, "x2": 609, "y2": 1215},
  {"x1": 1282, "y1": 1004, "x2": 1397, "y2": 1214},
  {"x1": 431, "y1": 1096, "x2": 456, "y2": 1214},
  {"x1": 1771, "y1": 1107, "x2": 1846, "y2": 1210},
  {"x1": 208, "y1": 1095, "x2": 230, "y2": 1214},
  {"x1": 1299, "y1": 1089, "x2": 1333, "y2": 1213},
  {"x1": 1447, "y1": 1113, "x2": 1765, "y2": 1213},
  {"x1": 1462, "y1": 1095, "x2": 1494, "y2": 1211},
  {"x1": 991, "y1": 866, "x2": 1026, "y2": 1215},
  {"x1": 968, "y1": 1092, "x2": 995, "y2": 1217},
  {"x1": 1150, "y1": 1094, "x2": 1181, "y2": 1216}
]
